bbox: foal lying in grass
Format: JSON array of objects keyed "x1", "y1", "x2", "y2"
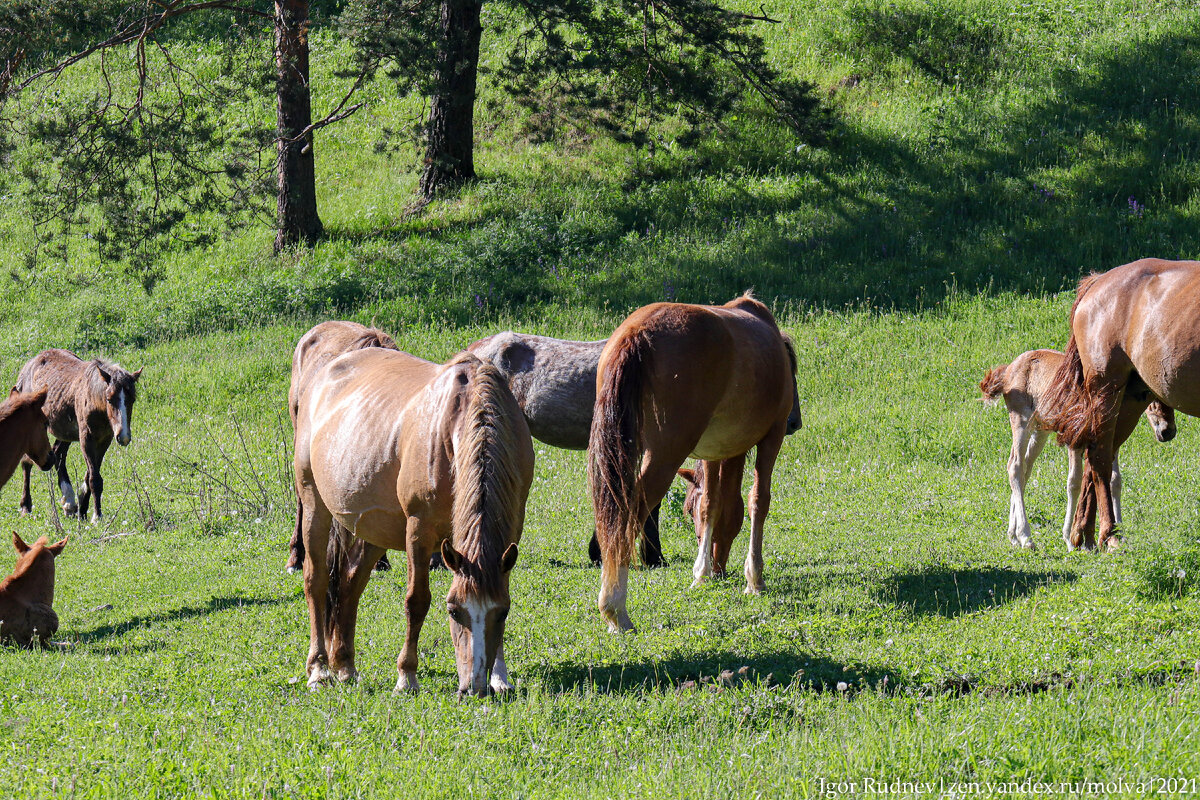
[
  {"x1": 981, "y1": 349, "x2": 1175, "y2": 550},
  {"x1": 0, "y1": 533, "x2": 67, "y2": 647}
]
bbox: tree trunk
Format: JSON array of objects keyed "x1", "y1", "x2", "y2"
[
  {"x1": 419, "y1": 0, "x2": 483, "y2": 200},
  {"x1": 275, "y1": 0, "x2": 323, "y2": 250}
]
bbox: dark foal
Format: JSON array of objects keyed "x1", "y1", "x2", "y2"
[{"x1": 16, "y1": 349, "x2": 141, "y2": 522}]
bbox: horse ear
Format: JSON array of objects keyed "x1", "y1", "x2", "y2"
[
  {"x1": 97, "y1": 366, "x2": 112, "y2": 383},
  {"x1": 12, "y1": 532, "x2": 29, "y2": 554},
  {"x1": 501, "y1": 542, "x2": 519, "y2": 574},
  {"x1": 677, "y1": 468, "x2": 697, "y2": 487},
  {"x1": 47, "y1": 536, "x2": 68, "y2": 557},
  {"x1": 132, "y1": 368, "x2": 143, "y2": 381},
  {"x1": 30, "y1": 387, "x2": 49, "y2": 405},
  {"x1": 8, "y1": 387, "x2": 17, "y2": 399},
  {"x1": 440, "y1": 539, "x2": 464, "y2": 573}
]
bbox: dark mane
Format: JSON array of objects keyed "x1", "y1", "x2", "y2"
[{"x1": 88, "y1": 358, "x2": 138, "y2": 401}]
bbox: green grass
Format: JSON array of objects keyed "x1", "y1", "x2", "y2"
[{"x1": 0, "y1": 0, "x2": 1199, "y2": 795}]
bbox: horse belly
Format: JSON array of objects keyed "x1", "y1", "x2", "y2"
[{"x1": 690, "y1": 415, "x2": 771, "y2": 461}]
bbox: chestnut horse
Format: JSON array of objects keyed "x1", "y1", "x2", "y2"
[
  {"x1": 0, "y1": 533, "x2": 67, "y2": 647},
  {"x1": 16, "y1": 349, "x2": 141, "y2": 521},
  {"x1": 981, "y1": 349, "x2": 1175, "y2": 550},
  {"x1": 589, "y1": 294, "x2": 800, "y2": 632},
  {"x1": 1042, "y1": 258, "x2": 1200, "y2": 550},
  {"x1": 468, "y1": 332, "x2": 667, "y2": 566},
  {"x1": 285, "y1": 321, "x2": 398, "y2": 574},
  {"x1": 0, "y1": 388, "x2": 54, "y2": 490},
  {"x1": 294, "y1": 347, "x2": 533, "y2": 695}
]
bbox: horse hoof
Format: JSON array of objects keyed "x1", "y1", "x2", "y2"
[
  {"x1": 306, "y1": 665, "x2": 333, "y2": 690},
  {"x1": 394, "y1": 672, "x2": 420, "y2": 694},
  {"x1": 334, "y1": 667, "x2": 359, "y2": 684},
  {"x1": 64, "y1": 506, "x2": 78, "y2": 519},
  {"x1": 744, "y1": 582, "x2": 764, "y2": 595},
  {"x1": 1104, "y1": 536, "x2": 1123, "y2": 553},
  {"x1": 18, "y1": 507, "x2": 31, "y2": 517},
  {"x1": 285, "y1": 565, "x2": 301, "y2": 576},
  {"x1": 1020, "y1": 539, "x2": 1037, "y2": 551},
  {"x1": 490, "y1": 675, "x2": 514, "y2": 694},
  {"x1": 690, "y1": 575, "x2": 708, "y2": 589}
]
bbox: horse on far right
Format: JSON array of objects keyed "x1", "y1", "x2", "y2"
[{"x1": 1041, "y1": 258, "x2": 1200, "y2": 551}]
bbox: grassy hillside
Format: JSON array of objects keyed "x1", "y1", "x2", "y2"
[{"x1": 0, "y1": 0, "x2": 1198, "y2": 796}]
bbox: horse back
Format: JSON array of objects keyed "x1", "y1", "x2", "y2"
[
  {"x1": 289, "y1": 321, "x2": 398, "y2": 422},
  {"x1": 16, "y1": 349, "x2": 89, "y2": 441}
]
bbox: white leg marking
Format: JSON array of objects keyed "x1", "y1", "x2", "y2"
[
  {"x1": 490, "y1": 644, "x2": 513, "y2": 693},
  {"x1": 692, "y1": 518, "x2": 714, "y2": 587},
  {"x1": 1063, "y1": 447, "x2": 1084, "y2": 550},
  {"x1": 395, "y1": 671, "x2": 420, "y2": 694},
  {"x1": 1006, "y1": 415, "x2": 1035, "y2": 548},
  {"x1": 60, "y1": 478, "x2": 78, "y2": 515},
  {"x1": 1111, "y1": 454, "x2": 1123, "y2": 527}
]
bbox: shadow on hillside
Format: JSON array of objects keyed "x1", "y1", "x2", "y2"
[
  {"x1": 874, "y1": 566, "x2": 1077, "y2": 618},
  {"x1": 323, "y1": 20, "x2": 1200, "y2": 322},
  {"x1": 73, "y1": 593, "x2": 293, "y2": 643}
]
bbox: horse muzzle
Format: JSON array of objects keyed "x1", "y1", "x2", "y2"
[
  {"x1": 1156, "y1": 426, "x2": 1177, "y2": 443},
  {"x1": 116, "y1": 431, "x2": 132, "y2": 447}
]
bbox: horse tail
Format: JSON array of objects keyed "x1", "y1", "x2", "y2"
[
  {"x1": 324, "y1": 520, "x2": 351, "y2": 638},
  {"x1": 1039, "y1": 274, "x2": 1105, "y2": 447},
  {"x1": 450, "y1": 360, "x2": 528, "y2": 593},
  {"x1": 979, "y1": 364, "x2": 1008, "y2": 405},
  {"x1": 588, "y1": 330, "x2": 649, "y2": 569}
]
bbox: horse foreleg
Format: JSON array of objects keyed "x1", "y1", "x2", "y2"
[
  {"x1": 326, "y1": 526, "x2": 385, "y2": 684},
  {"x1": 1063, "y1": 447, "x2": 1084, "y2": 550},
  {"x1": 1086, "y1": 441, "x2": 1120, "y2": 551},
  {"x1": 490, "y1": 643, "x2": 513, "y2": 694},
  {"x1": 690, "y1": 459, "x2": 722, "y2": 588},
  {"x1": 745, "y1": 431, "x2": 784, "y2": 595},
  {"x1": 396, "y1": 517, "x2": 432, "y2": 693},
  {"x1": 18, "y1": 458, "x2": 33, "y2": 515},
  {"x1": 1005, "y1": 412, "x2": 1035, "y2": 549},
  {"x1": 300, "y1": 496, "x2": 335, "y2": 688},
  {"x1": 1110, "y1": 454, "x2": 1123, "y2": 528},
  {"x1": 52, "y1": 441, "x2": 76, "y2": 517},
  {"x1": 77, "y1": 434, "x2": 107, "y2": 523}
]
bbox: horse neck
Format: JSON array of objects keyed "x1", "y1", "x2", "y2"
[{"x1": 449, "y1": 369, "x2": 525, "y2": 594}]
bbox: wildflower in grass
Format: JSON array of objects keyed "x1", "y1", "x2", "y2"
[{"x1": 1127, "y1": 196, "x2": 1145, "y2": 217}]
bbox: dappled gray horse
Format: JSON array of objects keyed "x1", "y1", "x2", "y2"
[{"x1": 468, "y1": 332, "x2": 666, "y2": 565}]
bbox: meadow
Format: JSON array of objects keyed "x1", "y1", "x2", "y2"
[{"x1": 0, "y1": 0, "x2": 1199, "y2": 796}]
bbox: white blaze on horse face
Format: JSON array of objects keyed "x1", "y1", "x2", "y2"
[
  {"x1": 115, "y1": 391, "x2": 131, "y2": 446},
  {"x1": 452, "y1": 596, "x2": 498, "y2": 696}
]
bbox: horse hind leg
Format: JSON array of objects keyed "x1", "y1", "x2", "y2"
[
  {"x1": 299, "y1": 495, "x2": 336, "y2": 688},
  {"x1": 1063, "y1": 447, "x2": 1084, "y2": 550},
  {"x1": 325, "y1": 524, "x2": 385, "y2": 684}
]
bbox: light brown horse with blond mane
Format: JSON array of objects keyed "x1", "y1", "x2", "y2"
[
  {"x1": 589, "y1": 294, "x2": 800, "y2": 632},
  {"x1": 1042, "y1": 258, "x2": 1200, "y2": 551},
  {"x1": 293, "y1": 344, "x2": 534, "y2": 696}
]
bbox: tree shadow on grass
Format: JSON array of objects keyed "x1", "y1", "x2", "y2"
[
  {"x1": 874, "y1": 566, "x2": 1077, "y2": 618},
  {"x1": 323, "y1": 20, "x2": 1200, "y2": 328},
  {"x1": 72, "y1": 593, "x2": 293, "y2": 644}
]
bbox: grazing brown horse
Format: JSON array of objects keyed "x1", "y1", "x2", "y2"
[
  {"x1": 16, "y1": 349, "x2": 141, "y2": 521},
  {"x1": 468, "y1": 332, "x2": 667, "y2": 566},
  {"x1": 285, "y1": 321, "x2": 399, "y2": 574},
  {"x1": 1042, "y1": 258, "x2": 1200, "y2": 551},
  {"x1": 980, "y1": 349, "x2": 1175, "y2": 550},
  {"x1": 0, "y1": 388, "x2": 54, "y2": 489},
  {"x1": 0, "y1": 533, "x2": 67, "y2": 647},
  {"x1": 589, "y1": 294, "x2": 800, "y2": 632},
  {"x1": 294, "y1": 346, "x2": 534, "y2": 695}
]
